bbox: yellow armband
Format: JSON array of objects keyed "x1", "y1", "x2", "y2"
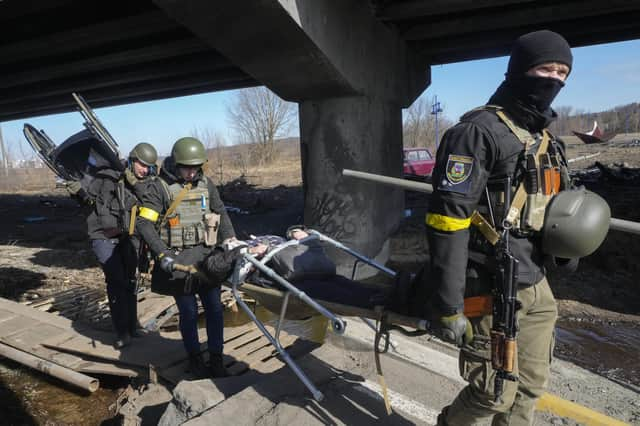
[
  {"x1": 138, "y1": 207, "x2": 160, "y2": 222},
  {"x1": 426, "y1": 212, "x2": 471, "y2": 232}
]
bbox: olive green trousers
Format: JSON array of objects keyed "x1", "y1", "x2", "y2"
[{"x1": 439, "y1": 277, "x2": 557, "y2": 426}]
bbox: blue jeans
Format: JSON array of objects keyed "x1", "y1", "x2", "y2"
[{"x1": 174, "y1": 286, "x2": 224, "y2": 355}]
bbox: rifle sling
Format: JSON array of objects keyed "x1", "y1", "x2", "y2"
[
  {"x1": 159, "y1": 183, "x2": 192, "y2": 228},
  {"x1": 495, "y1": 110, "x2": 551, "y2": 226}
]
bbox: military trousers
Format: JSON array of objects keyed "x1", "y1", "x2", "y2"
[
  {"x1": 92, "y1": 237, "x2": 139, "y2": 338},
  {"x1": 439, "y1": 276, "x2": 557, "y2": 426}
]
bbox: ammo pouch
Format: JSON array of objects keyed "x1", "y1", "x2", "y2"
[
  {"x1": 204, "y1": 212, "x2": 221, "y2": 246},
  {"x1": 522, "y1": 192, "x2": 552, "y2": 231}
]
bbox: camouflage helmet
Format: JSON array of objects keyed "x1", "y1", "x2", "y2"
[
  {"x1": 129, "y1": 142, "x2": 158, "y2": 166},
  {"x1": 171, "y1": 137, "x2": 207, "y2": 166},
  {"x1": 541, "y1": 188, "x2": 610, "y2": 258}
]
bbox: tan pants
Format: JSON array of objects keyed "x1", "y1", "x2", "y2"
[{"x1": 439, "y1": 277, "x2": 557, "y2": 426}]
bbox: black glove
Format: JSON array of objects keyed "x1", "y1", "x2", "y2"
[
  {"x1": 435, "y1": 313, "x2": 473, "y2": 347},
  {"x1": 158, "y1": 253, "x2": 175, "y2": 273}
]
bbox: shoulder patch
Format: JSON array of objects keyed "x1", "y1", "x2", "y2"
[{"x1": 438, "y1": 154, "x2": 474, "y2": 193}]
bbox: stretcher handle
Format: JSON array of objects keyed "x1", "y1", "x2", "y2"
[
  {"x1": 307, "y1": 229, "x2": 397, "y2": 278},
  {"x1": 173, "y1": 263, "x2": 199, "y2": 274}
]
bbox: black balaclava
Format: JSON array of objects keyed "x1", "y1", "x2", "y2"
[{"x1": 489, "y1": 30, "x2": 572, "y2": 131}]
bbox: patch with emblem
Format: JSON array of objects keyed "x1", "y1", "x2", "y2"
[{"x1": 438, "y1": 154, "x2": 474, "y2": 193}]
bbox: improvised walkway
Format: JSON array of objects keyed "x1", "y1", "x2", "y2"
[{"x1": 0, "y1": 292, "x2": 301, "y2": 392}]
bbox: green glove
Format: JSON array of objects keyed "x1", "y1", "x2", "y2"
[
  {"x1": 65, "y1": 180, "x2": 83, "y2": 195},
  {"x1": 124, "y1": 168, "x2": 138, "y2": 187},
  {"x1": 437, "y1": 313, "x2": 473, "y2": 347}
]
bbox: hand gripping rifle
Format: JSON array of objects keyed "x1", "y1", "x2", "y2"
[{"x1": 491, "y1": 176, "x2": 521, "y2": 402}]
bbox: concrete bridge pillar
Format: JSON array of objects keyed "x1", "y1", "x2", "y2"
[
  {"x1": 155, "y1": 0, "x2": 430, "y2": 272},
  {"x1": 299, "y1": 95, "x2": 403, "y2": 273}
]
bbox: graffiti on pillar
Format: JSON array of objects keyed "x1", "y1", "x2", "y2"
[{"x1": 308, "y1": 191, "x2": 358, "y2": 241}]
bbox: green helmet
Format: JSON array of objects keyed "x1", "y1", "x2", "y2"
[
  {"x1": 541, "y1": 188, "x2": 611, "y2": 258},
  {"x1": 172, "y1": 137, "x2": 207, "y2": 166},
  {"x1": 129, "y1": 142, "x2": 158, "y2": 166}
]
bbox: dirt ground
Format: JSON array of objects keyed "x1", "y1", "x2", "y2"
[{"x1": 0, "y1": 135, "x2": 639, "y2": 423}]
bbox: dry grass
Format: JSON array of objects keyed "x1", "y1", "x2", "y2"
[
  {"x1": 208, "y1": 158, "x2": 302, "y2": 188},
  {"x1": 0, "y1": 168, "x2": 56, "y2": 193}
]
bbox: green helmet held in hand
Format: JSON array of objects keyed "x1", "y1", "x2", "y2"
[
  {"x1": 172, "y1": 137, "x2": 207, "y2": 166},
  {"x1": 541, "y1": 188, "x2": 611, "y2": 259},
  {"x1": 129, "y1": 142, "x2": 158, "y2": 166}
]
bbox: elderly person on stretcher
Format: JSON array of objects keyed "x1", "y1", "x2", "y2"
[
  {"x1": 178, "y1": 225, "x2": 408, "y2": 318},
  {"x1": 190, "y1": 225, "x2": 334, "y2": 285}
]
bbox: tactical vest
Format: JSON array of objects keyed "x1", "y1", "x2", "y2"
[
  {"x1": 473, "y1": 106, "x2": 571, "y2": 239},
  {"x1": 159, "y1": 178, "x2": 210, "y2": 248}
]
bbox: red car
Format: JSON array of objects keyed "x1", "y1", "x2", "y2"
[{"x1": 403, "y1": 147, "x2": 435, "y2": 178}]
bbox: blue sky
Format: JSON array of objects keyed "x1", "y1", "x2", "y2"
[{"x1": 2, "y1": 39, "x2": 639, "y2": 159}]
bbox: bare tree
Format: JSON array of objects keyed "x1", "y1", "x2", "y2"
[
  {"x1": 231, "y1": 134, "x2": 252, "y2": 177},
  {"x1": 403, "y1": 95, "x2": 453, "y2": 151},
  {"x1": 227, "y1": 87, "x2": 296, "y2": 164}
]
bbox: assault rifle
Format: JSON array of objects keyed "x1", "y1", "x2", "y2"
[{"x1": 490, "y1": 177, "x2": 520, "y2": 402}]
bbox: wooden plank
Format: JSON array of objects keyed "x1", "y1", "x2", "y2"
[
  {"x1": 254, "y1": 335, "x2": 302, "y2": 374},
  {"x1": 41, "y1": 328, "x2": 190, "y2": 369},
  {"x1": 227, "y1": 333, "x2": 297, "y2": 376},
  {"x1": 0, "y1": 308, "x2": 18, "y2": 323},
  {"x1": 37, "y1": 347, "x2": 85, "y2": 369},
  {"x1": 223, "y1": 322, "x2": 258, "y2": 342},
  {"x1": 0, "y1": 316, "x2": 41, "y2": 339},
  {"x1": 226, "y1": 337, "x2": 270, "y2": 361},
  {"x1": 75, "y1": 360, "x2": 140, "y2": 377},
  {"x1": 225, "y1": 329, "x2": 263, "y2": 351},
  {"x1": 3, "y1": 323, "x2": 70, "y2": 350},
  {"x1": 254, "y1": 337, "x2": 319, "y2": 374},
  {"x1": 0, "y1": 297, "x2": 73, "y2": 328},
  {"x1": 137, "y1": 294, "x2": 177, "y2": 326}
]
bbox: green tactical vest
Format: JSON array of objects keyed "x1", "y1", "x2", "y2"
[{"x1": 160, "y1": 178, "x2": 210, "y2": 248}]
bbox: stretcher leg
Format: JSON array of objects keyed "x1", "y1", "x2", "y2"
[{"x1": 232, "y1": 281, "x2": 324, "y2": 401}]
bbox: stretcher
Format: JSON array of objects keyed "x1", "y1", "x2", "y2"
[{"x1": 228, "y1": 229, "x2": 431, "y2": 402}]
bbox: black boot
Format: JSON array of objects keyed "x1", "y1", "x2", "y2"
[
  {"x1": 209, "y1": 353, "x2": 229, "y2": 378},
  {"x1": 114, "y1": 333, "x2": 131, "y2": 349},
  {"x1": 187, "y1": 353, "x2": 209, "y2": 379}
]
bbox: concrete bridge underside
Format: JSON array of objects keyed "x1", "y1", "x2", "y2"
[{"x1": 3, "y1": 0, "x2": 640, "y2": 272}]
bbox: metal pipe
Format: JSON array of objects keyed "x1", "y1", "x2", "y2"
[
  {"x1": 307, "y1": 229, "x2": 397, "y2": 278},
  {"x1": 610, "y1": 217, "x2": 640, "y2": 235},
  {"x1": 343, "y1": 168, "x2": 640, "y2": 236},
  {"x1": 343, "y1": 169, "x2": 433, "y2": 194},
  {"x1": 275, "y1": 292, "x2": 291, "y2": 344},
  {"x1": 231, "y1": 278, "x2": 324, "y2": 402},
  {"x1": 0, "y1": 342, "x2": 99, "y2": 393},
  {"x1": 243, "y1": 253, "x2": 347, "y2": 335}
]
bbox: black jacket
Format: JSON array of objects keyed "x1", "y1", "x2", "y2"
[
  {"x1": 84, "y1": 168, "x2": 139, "y2": 240},
  {"x1": 426, "y1": 101, "x2": 567, "y2": 315},
  {"x1": 135, "y1": 160, "x2": 235, "y2": 295}
]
